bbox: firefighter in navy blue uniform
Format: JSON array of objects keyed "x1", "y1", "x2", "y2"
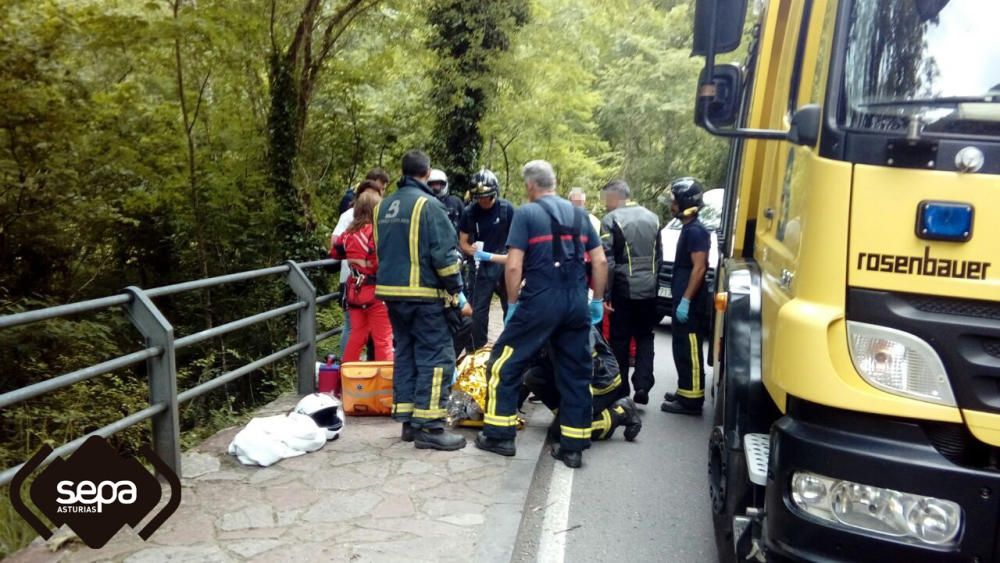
[
  {"x1": 522, "y1": 326, "x2": 642, "y2": 442},
  {"x1": 459, "y1": 169, "x2": 516, "y2": 349},
  {"x1": 375, "y1": 150, "x2": 467, "y2": 450},
  {"x1": 474, "y1": 160, "x2": 609, "y2": 469},
  {"x1": 661, "y1": 177, "x2": 711, "y2": 416}
]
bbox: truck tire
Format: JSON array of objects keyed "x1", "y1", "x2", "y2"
[{"x1": 709, "y1": 387, "x2": 752, "y2": 563}]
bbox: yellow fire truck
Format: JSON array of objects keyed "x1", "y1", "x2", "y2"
[{"x1": 692, "y1": 0, "x2": 1000, "y2": 560}]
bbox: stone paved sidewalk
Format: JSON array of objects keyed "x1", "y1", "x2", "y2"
[
  {"x1": 10, "y1": 394, "x2": 548, "y2": 563},
  {"x1": 9, "y1": 300, "x2": 542, "y2": 563}
]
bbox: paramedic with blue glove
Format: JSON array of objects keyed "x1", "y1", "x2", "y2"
[
  {"x1": 474, "y1": 160, "x2": 607, "y2": 469},
  {"x1": 662, "y1": 177, "x2": 710, "y2": 416}
]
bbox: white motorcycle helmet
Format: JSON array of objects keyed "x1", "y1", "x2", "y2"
[
  {"x1": 428, "y1": 168, "x2": 449, "y2": 197},
  {"x1": 294, "y1": 393, "x2": 345, "y2": 441}
]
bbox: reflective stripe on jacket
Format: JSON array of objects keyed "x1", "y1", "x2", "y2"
[
  {"x1": 601, "y1": 202, "x2": 661, "y2": 301},
  {"x1": 374, "y1": 176, "x2": 463, "y2": 301}
]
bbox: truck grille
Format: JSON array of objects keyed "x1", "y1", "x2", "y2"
[{"x1": 905, "y1": 294, "x2": 1000, "y2": 321}]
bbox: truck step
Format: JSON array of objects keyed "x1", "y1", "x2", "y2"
[{"x1": 743, "y1": 433, "x2": 770, "y2": 486}]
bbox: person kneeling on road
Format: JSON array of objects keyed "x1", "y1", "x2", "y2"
[
  {"x1": 522, "y1": 326, "x2": 642, "y2": 443},
  {"x1": 475, "y1": 160, "x2": 608, "y2": 469}
]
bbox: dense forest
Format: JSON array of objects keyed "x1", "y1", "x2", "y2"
[{"x1": 0, "y1": 0, "x2": 726, "y2": 553}]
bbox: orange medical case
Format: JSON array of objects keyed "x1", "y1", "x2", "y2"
[{"x1": 340, "y1": 361, "x2": 393, "y2": 416}]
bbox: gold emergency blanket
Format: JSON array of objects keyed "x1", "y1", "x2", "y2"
[{"x1": 447, "y1": 346, "x2": 524, "y2": 429}]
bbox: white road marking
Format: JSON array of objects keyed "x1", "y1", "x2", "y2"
[{"x1": 536, "y1": 461, "x2": 575, "y2": 563}]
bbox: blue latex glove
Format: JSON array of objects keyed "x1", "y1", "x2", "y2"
[
  {"x1": 474, "y1": 250, "x2": 494, "y2": 262},
  {"x1": 505, "y1": 303, "x2": 518, "y2": 324},
  {"x1": 457, "y1": 292, "x2": 468, "y2": 309},
  {"x1": 676, "y1": 297, "x2": 691, "y2": 324},
  {"x1": 589, "y1": 299, "x2": 604, "y2": 325}
]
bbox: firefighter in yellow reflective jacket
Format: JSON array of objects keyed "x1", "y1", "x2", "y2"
[
  {"x1": 475, "y1": 160, "x2": 609, "y2": 469},
  {"x1": 375, "y1": 150, "x2": 466, "y2": 450}
]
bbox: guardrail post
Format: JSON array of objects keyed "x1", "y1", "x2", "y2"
[
  {"x1": 286, "y1": 262, "x2": 317, "y2": 395},
  {"x1": 123, "y1": 287, "x2": 181, "y2": 475}
]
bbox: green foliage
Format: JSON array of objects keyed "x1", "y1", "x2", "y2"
[{"x1": 427, "y1": 0, "x2": 530, "y2": 194}]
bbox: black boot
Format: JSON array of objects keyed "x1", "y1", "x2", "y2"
[
  {"x1": 414, "y1": 428, "x2": 467, "y2": 451},
  {"x1": 551, "y1": 445, "x2": 582, "y2": 468},
  {"x1": 615, "y1": 397, "x2": 643, "y2": 442},
  {"x1": 401, "y1": 422, "x2": 415, "y2": 443},
  {"x1": 633, "y1": 389, "x2": 649, "y2": 405},
  {"x1": 660, "y1": 398, "x2": 702, "y2": 416},
  {"x1": 475, "y1": 433, "x2": 516, "y2": 456}
]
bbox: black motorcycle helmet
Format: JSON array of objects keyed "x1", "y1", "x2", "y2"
[
  {"x1": 469, "y1": 168, "x2": 500, "y2": 199},
  {"x1": 669, "y1": 177, "x2": 704, "y2": 218}
]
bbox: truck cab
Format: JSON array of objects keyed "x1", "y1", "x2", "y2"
[{"x1": 692, "y1": 0, "x2": 1000, "y2": 561}]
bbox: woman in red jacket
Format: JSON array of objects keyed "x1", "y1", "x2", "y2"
[{"x1": 330, "y1": 184, "x2": 393, "y2": 362}]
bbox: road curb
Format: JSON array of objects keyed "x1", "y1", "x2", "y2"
[{"x1": 473, "y1": 403, "x2": 551, "y2": 563}]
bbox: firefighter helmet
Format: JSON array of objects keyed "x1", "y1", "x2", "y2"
[
  {"x1": 469, "y1": 169, "x2": 499, "y2": 199},
  {"x1": 669, "y1": 177, "x2": 704, "y2": 217}
]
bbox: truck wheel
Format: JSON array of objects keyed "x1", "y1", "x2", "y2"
[{"x1": 708, "y1": 400, "x2": 751, "y2": 562}]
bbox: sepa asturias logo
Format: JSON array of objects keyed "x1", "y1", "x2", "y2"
[{"x1": 10, "y1": 435, "x2": 181, "y2": 549}]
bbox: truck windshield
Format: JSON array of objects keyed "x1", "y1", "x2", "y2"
[{"x1": 843, "y1": 0, "x2": 1000, "y2": 136}]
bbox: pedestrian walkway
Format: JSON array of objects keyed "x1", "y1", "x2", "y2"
[
  {"x1": 9, "y1": 300, "x2": 530, "y2": 563},
  {"x1": 10, "y1": 395, "x2": 547, "y2": 563}
]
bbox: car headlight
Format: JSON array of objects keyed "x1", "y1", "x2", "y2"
[
  {"x1": 846, "y1": 321, "x2": 955, "y2": 406},
  {"x1": 791, "y1": 471, "x2": 962, "y2": 546}
]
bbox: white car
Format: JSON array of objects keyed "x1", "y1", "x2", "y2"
[{"x1": 657, "y1": 188, "x2": 724, "y2": 321}]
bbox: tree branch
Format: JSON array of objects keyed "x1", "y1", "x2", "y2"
[
  {"x1": 188, "y1": 70, "x2": 212, "y2": 134},
  {"x1": 284, "y1": 0, "x2": 322, "y2": 65},
  {"x1": 309, "y1": 0, "x2": 377, "y2": 80}
]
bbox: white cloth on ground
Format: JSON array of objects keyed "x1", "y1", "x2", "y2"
[{"x1": 227, "y1": 412, "x2": 326, "y2": 467}]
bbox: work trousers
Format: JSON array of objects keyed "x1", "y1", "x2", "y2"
[
  {"x1": 671, "y1": 317, "x2": 706, "y2": 406},
  {"x1": 469, "y1": 263, "x2": 508, "y2": 349},
  {"x1": 387, "y1": 301, "x2": 455, "y2": 429},
  {"x1": 344, "y1": 301, "x2": 393, "y2": 363},
  {"x1": 610, "y1": 297, "x2": 658, "y2": 395},
  {"x1": 526, "y1": 370, "x2": 627, "y2": 441},
  {"x1": 484, "y1": 287, "x2": 592, "y2": 451}
]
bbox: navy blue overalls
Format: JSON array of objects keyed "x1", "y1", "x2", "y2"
[{"x1": 483, "y1": 196, "x2": 594, "y2": 451}]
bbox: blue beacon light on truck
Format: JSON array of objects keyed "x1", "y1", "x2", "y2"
[{"x1": 916, "y1": 201, "x2": 974, "y2": 242}]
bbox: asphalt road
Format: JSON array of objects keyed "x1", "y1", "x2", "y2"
[{"x1": 513, "y1": 322, "x2": 719, "y2": 563}]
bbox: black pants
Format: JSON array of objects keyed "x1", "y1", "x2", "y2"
[
  {"x1": 484, "y1": 287, "x2": 592, "y2": 451},
  {"x1": 386, "y1": 301, "x2": 455, "y2": 429},
  {"x1": 610, "y1": 297, "x2": 658, "y2": 395},
  {"x1": 469, "y1": 263, "x2": 508, "y2": 349},
  {"x1": 671, "y1": 317, "x2": 706, "y2": 406}
]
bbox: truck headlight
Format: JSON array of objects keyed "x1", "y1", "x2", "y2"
[
  {"x1": 791, "y1": 471, "x2": 962, "y2": 546},
  {"x1": 846, "y1": 321, "x2": 955, "y2": 406}
]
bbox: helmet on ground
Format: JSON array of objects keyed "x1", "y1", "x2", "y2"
[
  {"x1": 428, "y1": 169, "x2": 449, "y2": 197},
  {"x1": 669, "y1": 177, "x2": 704, "y2": 217},
  {"x1": 469, "y1": 169, "x2": 499, "y2": 199},
  {"x1": 294, "y1": 393, "x2": 345, "y2": 441}
]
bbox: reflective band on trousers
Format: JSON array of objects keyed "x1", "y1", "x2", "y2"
[
  {"x1": 485, "y1": 413, "x2": 519, "y2": 427},
  {"x1": 413, "y1": 408, "x2": 448, "y2": 419},
  {"x1": 392, "y1": 403, "x2": 414, "y2": 414},
  {"x1": 560, "y1": 425, "x2": 591, "y2": 439},
  {"x1": 591, "y1": 374, "x2": 622, "y2": 396}
]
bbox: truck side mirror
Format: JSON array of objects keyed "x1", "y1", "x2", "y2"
[
  {"x1": 787, "y1": 105, "x2": 821, "y2": 147},
  {"x1": 693, "y1": 0, "x2": 749, "y2": 56},
  {"x1": 695, "y1": 64, "x2": 743, "y2": 128}
]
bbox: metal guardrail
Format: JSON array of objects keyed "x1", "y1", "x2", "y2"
[{"x1": 0, "y1": 259, "x2": 343, "y2": 486}]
